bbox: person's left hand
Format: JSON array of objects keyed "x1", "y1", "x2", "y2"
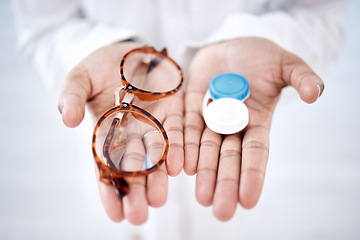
[{"x1": 184, "y1": 37, "x2": 324, "y2": 221}]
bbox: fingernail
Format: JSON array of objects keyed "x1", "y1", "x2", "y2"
[
  {"x1": 58, "y1": 104, "x2": 64, "y2": 114},
  {"x1": 317, "y1": 83, "x2": 322, "y2": 98}
]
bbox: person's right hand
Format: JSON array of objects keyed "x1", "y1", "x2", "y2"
[{"x1": 58, "y1": 41, "x2": 185, "y2": 225}]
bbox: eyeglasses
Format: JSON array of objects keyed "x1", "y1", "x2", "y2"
[{"x1": 92, "y1": 46, "x2": 183, "y2": 199}]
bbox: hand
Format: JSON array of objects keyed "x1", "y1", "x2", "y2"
[
  {"x1": 184, "y1": 37, "x2": 324, "y2": 221},
  {"x1": 58, "y1": 42, "x2": 184, "y2": 225}
]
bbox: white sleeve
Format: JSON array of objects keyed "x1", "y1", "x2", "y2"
[
  {"x1": 184, "y1": 0, "x2": 347, "y2": 77},
  {"x1": 12, "y1": 0, "x2": 139, "y2": 90}
]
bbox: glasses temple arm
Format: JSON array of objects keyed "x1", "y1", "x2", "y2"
[{"x1": 102, "y1": 117, "x2": 120, "y2": 168}]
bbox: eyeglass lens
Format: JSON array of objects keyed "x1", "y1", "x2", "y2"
[
  {"x1": 122, "y1": 51, "x2": 181, "y2": 93},
  {"x1": 96, "y1": 109, "x2": 165, "y2": 172}
]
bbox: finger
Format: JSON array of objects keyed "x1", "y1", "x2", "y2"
[
  {"x1": 239, "y1": 124, "x2": 269, "y2": 209},
  {"x1": 96, "y1": 167, "x2": 124, "y2": 222},
  {"x1": 146, "y1": 163, "x2": 168, "y2": 207},
  {"x1": 142, "y1": 130, "x2": 168, "y2": 207},
  {"x1": 58, "y1": 66, "x2": 91, "y2": 128},
  {"x1": 162, "y1": 92, "x2": 184, "y2": 177},
  {"x1": 184, "y1": 91, "x2": 205, "y2": 175},
  {"x1": 184, "y1": 52, "x2": 221, "y2": 175},
  {"x1": 282, "y1": 52, "x2": 324, "y2": 104},
  {"x1": 122, "y1": 176, "x2": 148, "y2": 225},
  {"x1": 195, "y1": 128, "x2": 222, "y2": 206},
  {"x1": 121, "y1": 134, "x2": 149, "y2": 225},
  {"x1": 212, "y1": 134, "x2": 241, "y2": 221}
]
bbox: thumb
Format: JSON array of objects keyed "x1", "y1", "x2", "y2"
[
  {"x1": 58, "y1": 67, "x2": 91, "y2": 128},
  {"x1": 282, "y1": 52, "x2": 325, "y2": 104}
]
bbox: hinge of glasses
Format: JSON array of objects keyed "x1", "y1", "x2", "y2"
[
  {"x1": 115, "y1": 86, "x2": 126, "y2": 106},
  {"x1": 115, "y1": 86, "x2": 135, "y2": 106}
]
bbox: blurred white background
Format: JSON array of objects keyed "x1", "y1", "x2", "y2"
[{"x1": 1, "y1": 0, "x2": 359, "y2": 239}]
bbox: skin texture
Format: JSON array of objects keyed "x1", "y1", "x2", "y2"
[
  {"x1": 58, "y1": 37, "x2": 324, "y2": 224},
  {"x1": 184, "y1": 37, "x2": 324, "y2": 221},
  {"x1": 58, "y1": 42, "x2": 184, "y2": 225}
]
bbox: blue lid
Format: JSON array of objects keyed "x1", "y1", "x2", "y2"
[{"x1": 209, "y1": 73, "x2": 249, "y2": 101}]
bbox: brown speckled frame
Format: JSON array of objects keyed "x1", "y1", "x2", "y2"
[
  {"x1": 92, "y1": 46, "x2": 182, "y2": 199},
  {"x1": 119, "y1": 46, "x2": 183, "y2": 101}
]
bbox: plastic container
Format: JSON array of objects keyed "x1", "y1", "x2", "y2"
[{"x1": 202, "y1": 73, "x2": 250, "y2": 134}]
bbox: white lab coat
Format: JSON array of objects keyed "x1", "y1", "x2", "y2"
[
  {"x1": 12, "y1": 1, "x2": 347, "y2": 240},
  {"x1": 13, "y1": 0, "x2": 345, "y2": 90}
]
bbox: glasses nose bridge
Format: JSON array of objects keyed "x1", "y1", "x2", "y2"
[{"x1": 115, "y1": 86, "x2": 135, "y2": 106}]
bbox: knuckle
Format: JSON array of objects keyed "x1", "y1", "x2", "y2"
[
  {"x1": 67, "y1": 65, "x2": 88, "y2": 80},
  {"x1": 185, "y1": 123, "x2": 203, "y2": 133},
  {"x1": 219, "y1": 149, "x2": 241, "y2": 161},
  {"x1": 184, "y1": 141, "x2": 199, "y2": 149},
  {"x1": 201, "y1": 140, "x2": 220, "y2": 148},
  {"x1": 241, "y1": 167, "x2": 265, "y2": 178}
]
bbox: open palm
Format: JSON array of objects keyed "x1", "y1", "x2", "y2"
[
  {"x1": 58, "y1": 42, "x2": 184, "y2": 225},
  {"x1": 184, "y1": 37, "x2": 324, "y2": 221}
]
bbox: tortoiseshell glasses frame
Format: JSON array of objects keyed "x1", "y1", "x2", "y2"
[{"x1": 92, "y1": 46, "x2": 183, "y2": 199}]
